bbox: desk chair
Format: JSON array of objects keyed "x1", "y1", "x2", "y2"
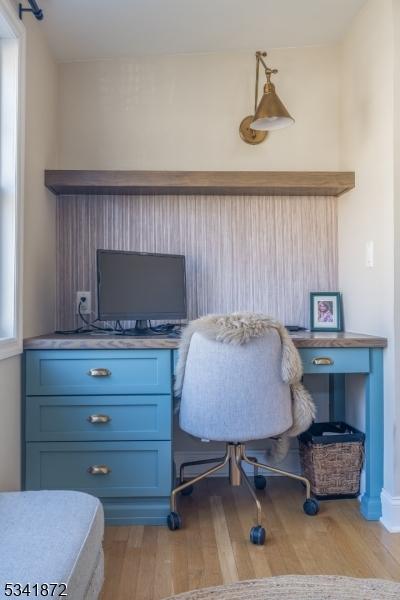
[{"x1": 167, "y1": 327, "x2": 319, "y2": 545}]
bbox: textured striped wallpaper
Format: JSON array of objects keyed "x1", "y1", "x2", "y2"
[{"x1": 56, "y1": 194, "x2": 338, "y2": 330}]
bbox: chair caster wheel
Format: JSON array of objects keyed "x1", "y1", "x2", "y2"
[
  {"x1": 254, "y1": 475, "x2": 267, "y2": 490},
  {"x1": 180, "y1": 484, "x2": 194, "y2": 496},
  {"x1": 250, "y1": 525, "x2": 266, "y2": 545},
  {"x1": 303, "y1": 498, "x2": 319, "y2": 516},
  {"x1": 167, "y1": 512, "x2": 182, "y2": 530}
]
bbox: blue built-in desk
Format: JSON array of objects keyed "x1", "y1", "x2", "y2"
[{"x1": 23, "y1": 331, "x2": 387, "y2": 524}]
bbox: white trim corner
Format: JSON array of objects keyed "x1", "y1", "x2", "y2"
[{"x1": 380, "y1": 489, "x2": 400, "y2": 532}]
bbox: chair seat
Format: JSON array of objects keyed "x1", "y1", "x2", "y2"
[{"x1": 0, "y1": 490, "x2": 104, "y2": 600}]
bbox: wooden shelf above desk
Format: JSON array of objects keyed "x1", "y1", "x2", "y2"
[{"x1": 45, "y1": 170, "x2": 355, "y2": 197}]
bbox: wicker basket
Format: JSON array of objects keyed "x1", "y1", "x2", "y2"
[{"x1": 298, "y1": 422, "x2": 365, "y2": 499}]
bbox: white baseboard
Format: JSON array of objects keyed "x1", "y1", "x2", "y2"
[
  {"x1": 381, "y1": 489, "x2": 400, "y2": 532},
  {"x1": 173, "y1": 449, "x2": 300, "y2": 478}
]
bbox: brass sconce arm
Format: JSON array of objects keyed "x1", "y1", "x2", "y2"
[
  {"x1": 254, "y1": 51, "x2": 278, "y2": 115},
  {"x1": 240, "y1": 50, "x2": 294, "y2": 145}
]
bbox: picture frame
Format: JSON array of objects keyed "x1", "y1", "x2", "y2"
[{"x1": 310, "y1": 292, "x2": 343, "y2": 332}]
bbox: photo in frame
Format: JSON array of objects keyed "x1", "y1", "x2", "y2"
[{"x1": 310, "y1": 292, "x2": 343, "y2": 332}]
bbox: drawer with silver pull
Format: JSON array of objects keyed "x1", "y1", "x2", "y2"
[
  {"x1": 25, "y1": 350, "x2": 172, "y2": 395},
  {"x1": 25, "y1": 441, "x2": 172, "y2": 498},
  {"x1": 300, "y1": 348, "x2": 370, "y2": 374},
  {"x1": 25, "y1": 395, "x2": 172, "y2": 441}
]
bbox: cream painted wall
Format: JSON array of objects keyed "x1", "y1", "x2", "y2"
[
  {"x1": 57, "y1": 46, "x2": 340, "y2": 171},
  {"x1": 0, "y1": 3, "x2": 57, "y2": 491},
  {"x1": 23, "y1": 11, "x2": 58, "y2": 338},
  {"x1": 0, "y1": 355, "x2": 21, "y2": 490},
  {"x1": 338, "y1": 0, "x2": 398, "y2": 503}
]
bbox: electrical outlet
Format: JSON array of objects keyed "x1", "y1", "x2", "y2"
[{"x1": 76, "y1": 291, "x2": 92, "y2": 315}]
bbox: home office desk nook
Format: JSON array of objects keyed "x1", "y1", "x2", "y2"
[{"x1": 23, "y1": 331, "x2": 386, "y2": 525}]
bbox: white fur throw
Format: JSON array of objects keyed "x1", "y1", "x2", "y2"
[{"x1": 174, "y1": 313, "x2": 315, "y2": 462}]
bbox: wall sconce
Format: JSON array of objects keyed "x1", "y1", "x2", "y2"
[{"x1": 239, "y1": 51, "x2": 294, "y2": 145}]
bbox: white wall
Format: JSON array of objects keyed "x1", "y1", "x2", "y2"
[
  {"x1": 338, "y1": 0, "x2": 399, "y2": 514},
  {"x1": 0, "y1": 355, "x2": 21, "y2": 489},
  {"x1": 23, "y1": 10, "x2": 58, "y2": 338},
  {"x1": 339, "y1": 0, "x2": 394, "y2": 337},
  {"x1": 57, "y1": 46, "x2": 340, "y2": 171},
  {"x1": 0, "y1": 3, "x2": 57, "y2": 491}
]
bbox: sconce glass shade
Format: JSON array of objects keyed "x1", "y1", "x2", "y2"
[{"x1": 250, "y1": 82, "x2": 294, "y2": 131}]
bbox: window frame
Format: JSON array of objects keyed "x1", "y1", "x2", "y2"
[{"x1": 0, "y1": 0, "x2": 25, "y2": 360}]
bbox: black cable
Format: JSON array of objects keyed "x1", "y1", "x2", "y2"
[
  {"x1": 55, "y1": 303, "x2": 183, "y2": 336},
  {"x1": 55, "y1": 301, "x2": 114, "y2": 334},
  {"x1": 77, "y1": 302, "x2": 115, "y2": 332},
  {"x1": 55, "y1": 326, "x2": 91, "y2": 335},
  {"x1": 149, "y1": 321, "x2": 176, "y2": 333}
]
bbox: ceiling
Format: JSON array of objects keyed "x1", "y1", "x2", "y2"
[{"x1": 38, "y1": 0, "x2": 366, "y2": 62}]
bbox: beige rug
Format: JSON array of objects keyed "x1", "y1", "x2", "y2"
[{"x1": 164, "y1": 575, "x2": 400, "y2": 599}]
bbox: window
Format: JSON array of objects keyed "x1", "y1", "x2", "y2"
[{"x1": 0, "y1": 0, "x2": 24, "y2": 359}]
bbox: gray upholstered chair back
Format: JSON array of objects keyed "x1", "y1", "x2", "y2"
[{"x1": 179, "y1": 329, "x2": 293, "y2": 442}]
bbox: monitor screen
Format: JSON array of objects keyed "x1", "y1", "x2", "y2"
[{"x1": 97, "y1": 250, "x2": 187, "y2": 321}]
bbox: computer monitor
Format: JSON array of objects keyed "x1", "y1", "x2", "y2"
[{"x1": 97, "y1": 250, "x2": 187, "y2": 331}]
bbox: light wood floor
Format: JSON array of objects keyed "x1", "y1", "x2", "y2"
[{"x1": 101, "y1": 478, "x2": 400, "y2": 600}]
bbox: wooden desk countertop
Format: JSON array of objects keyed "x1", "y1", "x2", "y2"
[{"x1": 23, "y1": 331, "x2": 387, "y2": 350}]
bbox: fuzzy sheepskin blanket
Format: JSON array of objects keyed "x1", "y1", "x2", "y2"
[{"x1": 174, "y1": 313, "x2": 315, "y2": 462}]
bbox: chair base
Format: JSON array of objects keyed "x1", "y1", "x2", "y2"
[{"x1": 168, "y1": 443, "x2": 318, "y2": 543}]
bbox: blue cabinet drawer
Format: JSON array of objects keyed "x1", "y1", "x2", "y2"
[
  {"x1": 25, "y1": 350, "x2": 172, "y2": 395},
  {"x1": 300, "y1": 348, "x2": 370, "y2": 374},
  {"x1": 25, "y1": 395, "x2": 172, "y2": 442},
  {"x1": 25, "y1": 441, "x2": 172, "y2": 497}
]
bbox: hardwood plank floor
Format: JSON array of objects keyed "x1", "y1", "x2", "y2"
[{"x1": 101, "y1": 478, "x2": 400, "y2": 600}]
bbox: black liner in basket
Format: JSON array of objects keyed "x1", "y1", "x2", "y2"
[{"x1": 299, "y1": 422, "x2": 365, "y2": 500}]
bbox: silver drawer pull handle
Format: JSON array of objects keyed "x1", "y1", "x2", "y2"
[
  {"x1": 88, "y1": 465, "x2": 111, "y2": 475},
  {"x1": 312, "y1": 357, "x2": 334, "y2": 366},
  {"x1": 87, "y1": 414, "x2": 111, "y2": 424},
  {"x1": 87, "y1": 368, "x2": 111, "y2": 377}
]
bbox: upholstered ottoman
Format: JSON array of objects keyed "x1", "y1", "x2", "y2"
[{"x1": 0, "y1": 491, "x2": 104, "y2": 600}]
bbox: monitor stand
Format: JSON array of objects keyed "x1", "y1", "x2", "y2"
[{"x1": 118, "y1": 320, "x2": 154, "y2": 336}]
